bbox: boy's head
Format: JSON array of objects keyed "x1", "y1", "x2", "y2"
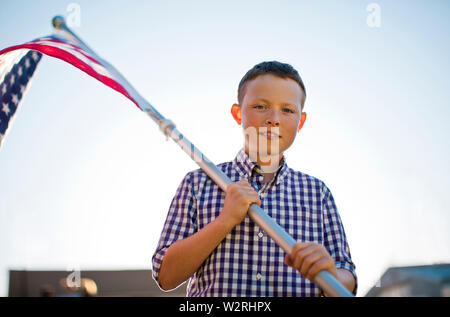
[
  {"x1": 237, "y1": 61, "x2": 307, "y2": 110},
  {"x1": 231, "y1": 61, "x2": 307, "y2": 169}
]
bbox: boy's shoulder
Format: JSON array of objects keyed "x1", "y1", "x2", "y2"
[
  {"x1": 287, "y1": 167, "x2": 332, "y2": 194},
  {"x1": 288, "y1": 167, "x2": 326, "y2": 185},
  {"x1": 183, "y1": 161, "x2": 233, "y2": 184},
  {"x1": 183, "y1": 160, "x2": 331, "y2": 195}
]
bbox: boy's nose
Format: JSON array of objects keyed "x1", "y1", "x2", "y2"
[
  {"x1": 265, "y1": 110, "x2": 280, "y2": 126},
  {"x1": 265, "y1": 118, "x2": 280, "y2": 126}
]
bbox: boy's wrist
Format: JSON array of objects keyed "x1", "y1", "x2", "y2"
[{"x1": 215, "y1": 213, "x2": 238, "y2": 232}]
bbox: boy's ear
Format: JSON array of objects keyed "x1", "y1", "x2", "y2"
[
  {"x1": 298, "y1": 112, "x2": 307, "y2": 132},
  {"x1": 231, "y1": 103, "x2": 241, "y2": 125}
]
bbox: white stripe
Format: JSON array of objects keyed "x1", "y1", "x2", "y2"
[{"x1": 31, "y1": 39, "x2": 113, "y2": 78}]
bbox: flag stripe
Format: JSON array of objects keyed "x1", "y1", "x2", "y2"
[
  {"x1": 0, "y1": 32, "x2": 147, "y2": 149},
  {"x1": 0, "y1": 38, "x2": 140, "y2": 110}
]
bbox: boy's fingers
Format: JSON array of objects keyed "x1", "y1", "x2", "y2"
[
  {"x1": 237, "y1": 180, "x2": 251, "y2": 187},
  {"x1": 289, "y1": 242, "x2": 317, "y2": 262},
  {"x1": 291, "y1": 245, "x2": 319, "y2": 269},
  {"x1": 290, "y1": 242, "x2": 315, "y2": 255},
  {"x1": 285, "y1": 245, "x2": 336, "y2": 281},
  {"x1": 299, "y1": 250, "x2": 324, "y2": 279},
  {"x1": 305, "y1": 258, "x2": 334, "y2": 281},
  {"x1": 248, "y1": 197, "x2": 261, "y2": 207},
  {"x1": 284, "y1": 254, "x2": 292, "y2": 266}
]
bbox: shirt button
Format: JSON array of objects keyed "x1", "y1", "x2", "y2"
[
  {"x1": 257, "y1": 232, "x2": 264, "y2": 239},
  {"x1": 256, "y1": 273, "x2": 262, "y2": 280}
]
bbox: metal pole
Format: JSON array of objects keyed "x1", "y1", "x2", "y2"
[
  {"x1": 52, "y1": 16, "x2": 353, "y2": 297},
  {"x1": 165, "y1": 126, "x2": 353, "y2": 297}
]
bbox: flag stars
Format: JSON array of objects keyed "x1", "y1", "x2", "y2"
[
  {"x1": 2, "y1": 102, "x2": 10, "y2": 116},
  {"x1": 0, "y1": 50, "x2": 42, "y2": 149},
  {"x1": 11, "y1": 94, "x2": 19, "y2": 105}
]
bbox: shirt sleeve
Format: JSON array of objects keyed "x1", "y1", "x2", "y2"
[
  {"x1": 321, "y1": 182, "x2": 358, "y2": 295},
  {"x1": 151, "y1": 172, "x2": 198, "y2": 290}
]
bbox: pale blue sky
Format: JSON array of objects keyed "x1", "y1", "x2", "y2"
[{"x1": 0, "y1": 0, "x2": 449, "y2": 296}]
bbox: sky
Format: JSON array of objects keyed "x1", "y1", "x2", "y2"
[{"x1": 0, "y1": 0, "x2": 449, "y2": 297}]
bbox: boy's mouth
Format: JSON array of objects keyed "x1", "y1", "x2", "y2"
[{"x1": 259, "y1": 131, "x2": 281, "y2": 139}]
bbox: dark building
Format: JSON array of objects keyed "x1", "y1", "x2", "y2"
[
  {"x1": 365, "y1": 264, "x2": 450, "y2": 297},
  {"x1": 8, "y1": 269, "x2": 187, "y2": 297}
]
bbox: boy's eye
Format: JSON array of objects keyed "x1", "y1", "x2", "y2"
[
  {"x1": 254, "y1": 104, "x2": 265, "y2": 109},
  {"x1": 282, "y1": 108, "x2": 295, "y2": 113}
]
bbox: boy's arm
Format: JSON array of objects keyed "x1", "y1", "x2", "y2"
[
  {"x1": 284, "y1": 242, "x2": 356, "y2": 294},
  {"x1": 284, "y1": 181, "x2": 357, "y2": 296},
  {"x1": 336, "y1": 268, "x2": 356, "y2": 294},
  {"x1": 321, "y1": 181, "x2": 357, "y2": 294},
  {"x1": 158, "y1": 180, "x2": 261, "y2": 291}
]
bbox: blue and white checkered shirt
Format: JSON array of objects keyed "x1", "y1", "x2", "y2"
[{"x1": 152, "y1": 148, "x2": 357, "y2": 296}]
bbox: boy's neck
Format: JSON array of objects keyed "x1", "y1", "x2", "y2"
[
  {"x1": 244, "y1": 147, "x2": 284, "y2": 176},
  {"x1": 262, "y1": 172, "x2": 275, "y2": 184}
]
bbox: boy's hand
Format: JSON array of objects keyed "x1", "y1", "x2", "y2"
[
  {"x1": 219, "y1": 180, "x2": 261, "y2": 228},
  {"x1": 284, "y1": 242, "x2": 338, "y2": 281}
]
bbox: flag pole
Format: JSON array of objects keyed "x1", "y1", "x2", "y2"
[{"x1": 51, "y1": 16, "x2": 353, "y2": 297}]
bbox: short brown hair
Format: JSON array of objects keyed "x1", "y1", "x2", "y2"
[{"x1": 238, "y1": 61, "x2": 306, "y2": 110}]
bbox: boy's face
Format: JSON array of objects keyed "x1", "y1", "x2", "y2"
[{"x1": 231, "y1": 74, "x2": 306, "y2": 166}]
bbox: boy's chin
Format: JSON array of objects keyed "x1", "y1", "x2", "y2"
[
  {"x1": 258, "y1": 156, "x2": 282, "y2": 173},
  {"x1": 246, "y1": 146, "x2": 285, "y2": 170},
  {"x1": 245, "y1": 143, "x2": 284, "y2": 156}
]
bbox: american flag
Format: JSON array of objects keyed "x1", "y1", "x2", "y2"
[
  {"x1": 0, "y1": 34, "x2": 147, "y2": 149},
  {"x1": 0, "y1": 50, "x2": 42, "y2": 147}
]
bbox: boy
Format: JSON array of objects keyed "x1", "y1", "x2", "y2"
[{"x1": 152, "y1": 61, "x2": 357, "y2": 296}]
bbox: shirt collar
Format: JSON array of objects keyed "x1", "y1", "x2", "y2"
[{"x1": 232, "y1": 148, "x2": 289, "y2": 185}]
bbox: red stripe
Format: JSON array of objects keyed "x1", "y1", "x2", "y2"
[
  {"x1": 0, "y1": 43, "x2": 142, "y2": 111},
  {"x1": 29, "y1": 38, "x2": 103, "y2": 66}
]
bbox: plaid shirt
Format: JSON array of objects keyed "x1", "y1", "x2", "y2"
[{"x1": 152, "y1": 148, "x2": 357, "y2": 296}]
